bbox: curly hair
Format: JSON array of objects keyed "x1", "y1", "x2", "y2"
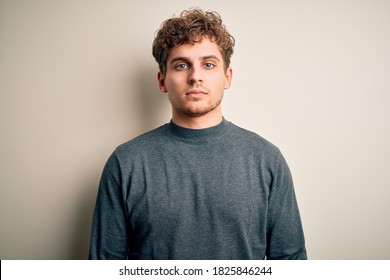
[{"x1": 152, "y1": 8, "x2": 235, "y2": 75}]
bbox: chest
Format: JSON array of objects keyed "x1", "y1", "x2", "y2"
[{"x1": 124, "y1": 149, "x2": 271, "y2": 234}]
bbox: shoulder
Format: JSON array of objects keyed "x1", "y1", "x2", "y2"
[
  {"x1": 227, "y1": 122, "x2": 293, "y2": 178},
  {"x1": 225, "y1": 121, "x2": 292, "y2": 182},
  {"x1": 114, "y1": 123, "x2": 170, "y2": 158},
  {"x1": 225, "y1": 121, "x2": 293, "y2": 173},
  {"x1": 227, "y1": 121, "x2": 281, "y2": 157}
]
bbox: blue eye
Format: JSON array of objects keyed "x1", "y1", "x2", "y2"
[
  {"x1": 176, "y1": 64, "x2": 188, "y2": 70},
  {"x1": 204, "y1": 63, "x2": 215, "y2": 69}
]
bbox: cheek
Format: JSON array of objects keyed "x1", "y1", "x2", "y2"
[
  {"x1": 214, "y1": 76, "x2": 229, "y2": 91},
  {"x1": 165, "y1": 75, "x2": 186, "y2": 90},
  {"x1": 211, "y1": 71, "x2": 228, "y2": 85}
]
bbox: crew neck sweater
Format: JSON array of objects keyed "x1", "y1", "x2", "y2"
[{"x1": 89, "y1": 119, "x2": 306, "y2": 259}]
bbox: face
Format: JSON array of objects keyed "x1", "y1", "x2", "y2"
[{"x1": 158, "y1": 38, "x2": 232, "y2": 122}]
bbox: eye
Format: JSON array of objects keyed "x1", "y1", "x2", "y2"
[
  {"x1": 204, "y1": 62, "x2": 215, "y2": 69},
  {"x1": 175, "y1": 63, "x2": 189, "y2": 70}
]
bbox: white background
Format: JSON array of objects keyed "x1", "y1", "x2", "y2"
[{"x1": 1, "y1": 0, "x2": 389, "y2": 259}]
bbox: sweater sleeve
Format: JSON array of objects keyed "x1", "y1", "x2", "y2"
[
  {"x1": 89, "y1": 151, "x2": 129, "y2": 259},
  {"x1": 265, "y1": 152, "x2": 307, "y2": 260}
]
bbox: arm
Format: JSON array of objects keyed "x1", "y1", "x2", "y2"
[
  {"x1": 89, "y1": 152, "x2": 129, "y2": 259},
  {"x1": 266, "y1": 152, "x2": 307, "y2": 260}
]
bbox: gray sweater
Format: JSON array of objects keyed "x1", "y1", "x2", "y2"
[{"x1": 89, "y1": 119, "x2": 307, "y2": 259}]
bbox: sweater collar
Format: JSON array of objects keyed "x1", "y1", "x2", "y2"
[{"x1": 166, "y1": 118, "x2": 230, "y2": 142}]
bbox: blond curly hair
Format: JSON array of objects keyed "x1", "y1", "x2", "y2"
[{"x1": 152, "y1": 8, "x2": 235, "y2": 75}]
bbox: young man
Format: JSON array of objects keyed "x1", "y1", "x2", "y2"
[{"x1": 89, "y1": 8, "x2": 307, "y2": 260}]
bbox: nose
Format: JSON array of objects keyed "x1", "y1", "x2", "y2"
[{"x1": 188, "y1": 65, "x2": 203, "y2": 84}]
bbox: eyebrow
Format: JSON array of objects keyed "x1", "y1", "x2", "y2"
[{"x1": 169, "y1": 55, "x2": 221, "y2": 65}]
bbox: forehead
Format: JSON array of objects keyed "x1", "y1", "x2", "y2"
[{"x1": 167, "y1": 38, "x2": 223, "y2": 62}]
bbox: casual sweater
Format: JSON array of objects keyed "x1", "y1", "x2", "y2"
[{"x1": 89, "y1": 118, "x2": 307, "y2": 259}]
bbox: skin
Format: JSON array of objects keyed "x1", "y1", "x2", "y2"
[{"x1": 157, "y1": 37, "x2": 233, "y2": 129}]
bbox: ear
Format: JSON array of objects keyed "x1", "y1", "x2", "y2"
[
  {"x1": 224, "y1": 67, "x2": 233, "y2": 90},
  {"x1": 157, "y1": 72, "x2": 168, "y2": 93}
]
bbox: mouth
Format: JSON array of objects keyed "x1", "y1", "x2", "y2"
[{"x1": 186, "y1": 90, "x2": 208, "y2": 97}]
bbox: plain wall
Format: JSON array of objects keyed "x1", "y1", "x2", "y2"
[{"x1": 1, "y1": 0, "x2": 389, "y2": 259}]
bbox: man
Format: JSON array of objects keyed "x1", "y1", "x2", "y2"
[{"x1": 89, "y1": 8, "x2": 306, "y2": 260}]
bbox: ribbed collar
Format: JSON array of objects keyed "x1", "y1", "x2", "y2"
[{"x1": 165, "y1": 118, "x2": 230, "y2": 143}]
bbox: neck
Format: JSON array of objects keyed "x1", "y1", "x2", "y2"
[{"x1": 172, "y1": 108, "x2": 223, "y2": 129}]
